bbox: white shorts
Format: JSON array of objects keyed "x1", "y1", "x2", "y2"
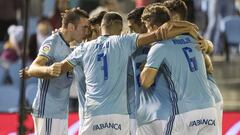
[
  {"x1": 130, "y1": 118, "x2": 137, "y2": 135},
  {"x1": 165, "y1": 107, "x2": 219, "y2": 135},
  {"x1": 136, "y1": 120, "x2": 168, "y2": 135},
  {"x1": 33, "y1": 116, "x2": 68, "y2": 135},
  {"x1": 216, "y1": 101, "x2": 223, "y2": 135},
  {"x1": 80, "y1": 114, "x2": 130, "y2": 135}
]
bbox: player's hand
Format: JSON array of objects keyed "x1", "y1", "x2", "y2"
[
  {"x1": 19, "y1": 67, "x2": 31, "y2": 79},
  {"x1": 47, "y1": 62, "x2": 62, "y2": 77},
  {"x1": 196, "y1": 39, "x2": 209, "y2": 52},
  {"x1": 196, "y1": 39, "x2": 214, "y2": 54}
]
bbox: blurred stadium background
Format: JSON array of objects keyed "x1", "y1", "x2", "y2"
[{"x1": 0, "y1": 0, "x2": 239, "y2": 134}]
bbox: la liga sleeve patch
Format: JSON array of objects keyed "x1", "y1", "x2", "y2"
[{"x1": 41, "y1": 44, "x2": 51, "y2": 54}]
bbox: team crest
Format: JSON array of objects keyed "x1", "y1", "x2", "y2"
[{"x1": 41, "y1": 45, "x2": 51, "y2": 53}]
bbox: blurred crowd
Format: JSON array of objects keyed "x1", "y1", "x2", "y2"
[
  {"x1": 0, "y1": 0, "x2": 240, "y2": 60},
  {"x1": 0, "y1": 0, "x2": 240, "y2": 111}
]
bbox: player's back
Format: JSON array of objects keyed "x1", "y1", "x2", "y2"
[
  {"x1": 207, "y1": 74, "x2": 223, "y2": 104},
  {"x1": 154, "y1": 35, "x2": 215, "y2": 114},
  {"x1": 80, "y1": 34, "x2": 138, "y2": 117},
  {"x1": 33, "y1": 32, "x2": 73, "y2": 119},
  {"x1": 131, "y1": 47, "x2": 172, "y2": 126}
]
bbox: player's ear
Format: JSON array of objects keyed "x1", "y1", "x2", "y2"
[
  {"x1": 67, "y1": 23, "x2": 75, "y2": 31},
  {"x1": 140, "y1": 23, "x2": 147, "y2": 32}
]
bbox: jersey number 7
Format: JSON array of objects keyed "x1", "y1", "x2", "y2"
[
  {"x1": 97, "y1": 53, "x2": 108, "y2": 80},
  {"x1": 182, "y1": 47, "x2": 198, "y2": 72}
]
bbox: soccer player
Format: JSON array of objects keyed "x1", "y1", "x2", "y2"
[
  {"x1": 163, "y1": 0, "x2": 223, "y2": 133},
  {"x1": 127, "y1": 6, "x2": 173, "y2": 135},
  {"x1": 25, "y1": 8, "x2": 89, "y2": 135},
  {"x1": 74, "y1": 11, "x2": 107, "y2": 133},
  {"x1": 140, "y1": 4, "x2": 218, "y2": 135},
  {"x1": 127, "y1": 6, "x2": 210, "y2": 135},
  {"x1": 127, "y1": 3, "x2": 213, "y2": 135},
  {"x1": 126, "y1": 7, "x2": 148, "y2": 135},
  {"x1": 56, "y1": 12, "x2": 199, "y2": 135}
]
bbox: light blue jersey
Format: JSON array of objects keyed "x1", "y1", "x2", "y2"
[
  {"x1": 32, "y1": 32, "x2": 73, "y2": 119},
  {"x1": 131, "y1": 47, "x2": 172, "y2": 126},
  {"x1": 74, "y1": 64, "x2": 86, "y2": 126},
  {"x1": 66, "y1": 34, "x2": 138, "y2": 118},
  {"x1": 207, "y1": 74, "x2": 223, "y2": 104},
  {"x1": 71, "y1": 44, "x2": 86, "y2": 125},
  {"x1": 145, "y1": 35, "x2": 215, "y2": 116}
]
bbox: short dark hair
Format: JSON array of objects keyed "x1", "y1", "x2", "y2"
[
  {"x1": 37, "y1": 16, "x2": 50, "y2": 24},
  {"x1": 61, "y1": 7, "x2": 89, "y2": 28},
  {"x1": 142, "y1": 4, "x2": 170, "y2": 27},
  {"x1": 102, "y1": 12, "x2": 123, "y2": 27},
  {"x1": 163, "y1": 0, "x2": 188, "y2": 20},
  {"x1": 127, "y1": 7, "x2": 145, "y2": 24},
  {"x1": 89, "y1": 11, "x2": 107, "y2": 25}
]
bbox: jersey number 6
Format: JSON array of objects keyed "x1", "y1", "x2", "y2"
[{"x1": 182, "y1": 47, "x2": 198, "y2": 72}]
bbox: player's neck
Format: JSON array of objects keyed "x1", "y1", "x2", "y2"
[
  {"x1": 60, "y1": 29, "x2": 72, "y2": 43},
  {"x1": 101, "y1": 29, "x2": 111, "y2": 36}
]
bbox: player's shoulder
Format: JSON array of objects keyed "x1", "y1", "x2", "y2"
[
  {"x1": 151, "y1": 39, "x2": 171, "y2": 50},
  {"x1": 81, "y1": 38, "x2": 98, "y2": 51},
  {"x1": 84, "y1": 39, "x2": 96, "y2": 46},
  {"x1": 39, "y1": 34, "x2": 59, "y2": 54},
  {"x1": 41, "y1": 32, "x2": 60, "y2": 47},
  {"x1": 153, "y1": 35, "x2": 197, "y2": 47},
  {"x1": 110, "y1": 33, "x2": 138, "y2": 41},
  {"x1": 93, "y1": 35, "x2": 118, "y2": 46}
]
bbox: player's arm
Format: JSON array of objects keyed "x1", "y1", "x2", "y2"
[
  {"x1": 140, "y1": 67, "x2": 158, "y2": 89},
  {"x1": 137, "y1": 21, "x2": 201, "y2": 48},
  {"x1": 58, "y1": 45, "x2": 83, "y2": 75},
  {"x1": 140, "y1": 43, "x2": 166, "y2": 89},
  {"x1": 45, "y1": 59, "x2": 73, "y2": 76},
  {"x1": 28, "y1": 55, "x2": 61, "y2": 78}
]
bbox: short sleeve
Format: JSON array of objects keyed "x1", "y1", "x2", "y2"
[
  {"x1": 38, "y1": 43, "x2": 55, "y2": 60},
  {"x1": 118, "y1": 33, "x2": 139, "y2": 55},
  {"x1": 66, "y1": 45, "x2": 84, "y2": 67},
  {"x1": 145, "y1": 43, "x2": 166, "y2": 70}
]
